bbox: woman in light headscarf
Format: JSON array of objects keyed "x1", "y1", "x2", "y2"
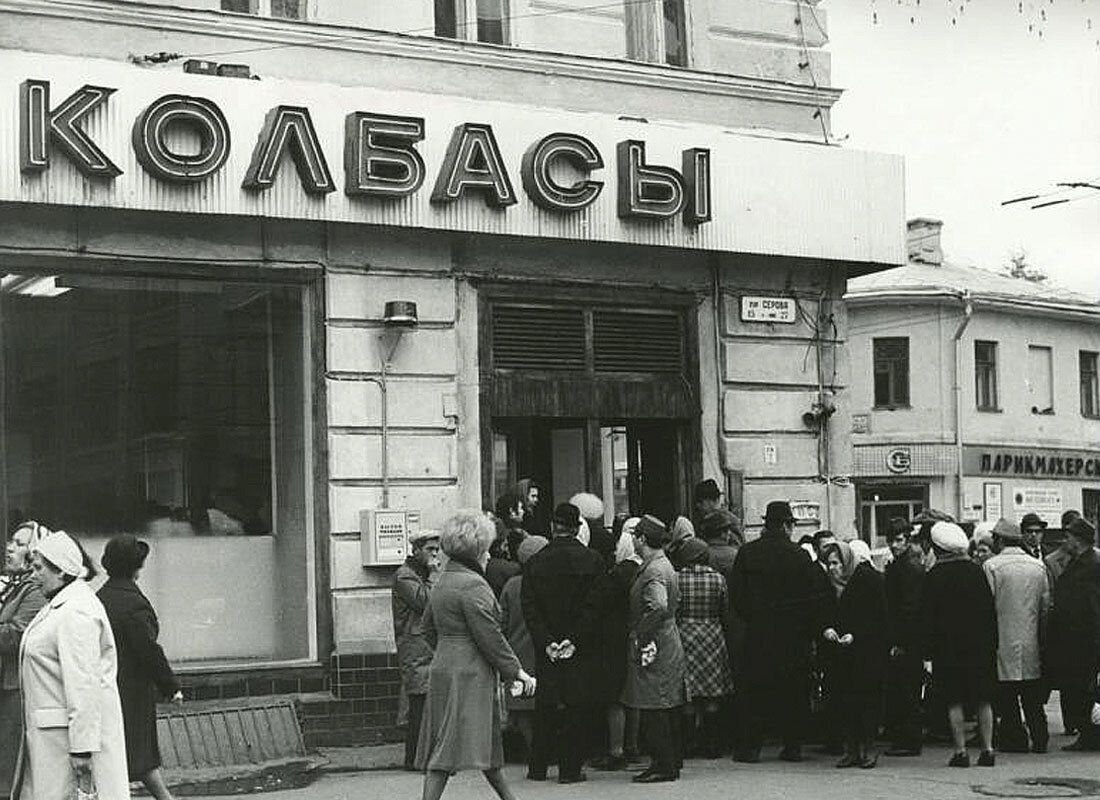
[
  {"x1": 820, "y1": 540, "x2": 889, "y2": 769},
  {"x1": 0, "y1": 521, "x2": 47, "y2": 798},
  {"x1": 591, "y1": 517, "x2": 643, "y2": 770},
  {"x1": 666, "y1": 516, "x2": 696, "y2": 570},
  {"x1": 17, "y1": 531, "x2": 129, "y2": 800}
]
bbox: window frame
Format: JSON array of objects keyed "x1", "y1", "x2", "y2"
[
  {"x1": 974, "y1": 340, "x2": 1000, "y2": 412},
  {"x1": 626, "y1": 0, "x2": 693, "y2": 67},
  {"x1": 872, "y1": 336, "x2": 910, "y2": 410},
  {"x1": 220, "y1": 0, "x2": 308, "y2": 20},
  {"x1": 435, "y1": 0, "x2": 511, "y2": 45},
  {"x1": 1081, "y1": 350, "x2": 1100, "y2": 419},
  {"x1": 1027, "y1": 344, "x2": 1055, "y2": 415}
]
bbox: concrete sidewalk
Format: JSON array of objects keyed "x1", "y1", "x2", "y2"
[{"x1": 194, "y1": 735, "x2": 1100, "y2": 800}]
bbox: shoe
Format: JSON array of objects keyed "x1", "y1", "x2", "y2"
[
  {"x1": 977, "y1": 750, "x2": 995, "y2": 767},
  {"x1": 859, "y1": 753, "x2": 879, "y2": 770},
  {"x1": 779, "y1": 747, "x2": 803, "y2": 763},
  {"x1": 526, "y1": 770, "x2": 547, "y2": 781},
  {"x1": 558, "y1": 773, "x2": 587, "y2": 785},
  {"x1": 592, "y1": 755, "x2": 628, "y2": 771},
  {"x1": 948, "y1": 752, "x2": 970, "y2": 768},
  {"x1": 1062, "y1": 739, "x2": 1096, "y2": 752},
  {"x1": 835, "y1": 754, "x2": 859, "y2": 769},
  {"x1": 733, "y1": 749, "x2": 760, "y2": 763},
  {"x1": 885, "y1": 747, "x2": 922, "y2": 757},
  {"x1": 632, "y1": 771, "x2": 678, "y2": 783}
]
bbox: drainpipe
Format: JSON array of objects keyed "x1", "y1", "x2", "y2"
[{"x1": 953, "y1": 293, "x2": 974, "y2": 520}]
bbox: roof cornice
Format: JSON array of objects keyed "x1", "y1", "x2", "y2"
[
  {"x1": 0, "y1": 0, "x2": 844, "y2": 113},
  {"x1": 845, "y1": 288, "x2": 1100, "y2": 322}
]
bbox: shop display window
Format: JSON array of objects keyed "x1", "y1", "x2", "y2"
[{"x1": 0, "y1": 273, "x2": 315, "y2": 666}]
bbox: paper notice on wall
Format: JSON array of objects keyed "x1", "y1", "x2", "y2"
[
  {"x1": 1012, "y1": 487, "x2": 1063, "y2": 528},
  {"x1": 962, "y1": 488, "x2": 984, "y2": 522},
  {"x1": 983, "y1": 483, "x2": 1003, "y2": 522}
]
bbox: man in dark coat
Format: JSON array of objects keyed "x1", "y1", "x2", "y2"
[
  {"x1": 391, "y1": 529, "x2": 441, "y2": 770},
  {"x1": 1048, "y1": 517, "x2": 1100, "y2": 751},
  {"x1": 883, "y1": 517, "x2": 926, "y2": 756},
  {"x1": 521, "y1": 502, "x2": 605, "y2": 783},
  {"x1": 729, "y1": 500, "x2": 829, "y2": 762}
]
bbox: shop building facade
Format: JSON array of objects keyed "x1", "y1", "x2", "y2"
[
  {"x1": 848, "y1": 220, "x2": 1100, "y2": 548},
  {"x1": 0, "y1": 0, "x2": 903, "y2": 742}
]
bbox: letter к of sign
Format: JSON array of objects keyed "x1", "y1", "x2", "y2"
[
  {"x1": 430, "y1": 123, "x2": 518, "y2": 208},
  {"x1": 616, "y1": 140, "x2": 685, "y2": 220},
  {"x1": 344, "y1": 113, "x2": 426, "y2": 198},
  {"x1": 242, "y1": 105, "x2": 335, "y2": 194},
  {"x1": 20, "y1": 80, "x2": 122, "y2": 178},
  {"x1": 132, "y1": 94, "x2": 231, "y2": 183},
  {"x1": 520, "y1": 133, "x2": 604, "y2": 212}
]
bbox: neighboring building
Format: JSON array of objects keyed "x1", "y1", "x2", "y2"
[
  {"x1": 0, "y1": 0, "x2": 903, "y2": 742},
  {"x1": 847, "y1": 219, "x2": 1100, "y2": 547}
]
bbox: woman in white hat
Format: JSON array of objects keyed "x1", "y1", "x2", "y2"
[{"x1": 15, "y1": 531, "x2": 129, "y2": 800}]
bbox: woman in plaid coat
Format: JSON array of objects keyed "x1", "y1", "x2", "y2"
[{"x1": 675, "y1": 538, "x2": 733, "y2": 757}]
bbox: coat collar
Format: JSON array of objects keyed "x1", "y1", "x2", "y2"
[
  {"x1": 46, "y1": 577, "x2": 91, "y2": 609},
  {"x1": 103, "y1": 576, "x2": 142, "y2": 594}
]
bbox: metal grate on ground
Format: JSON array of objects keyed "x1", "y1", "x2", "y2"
[{"x1": 157, "y1": 701, "x2": 307, "y2": 770}]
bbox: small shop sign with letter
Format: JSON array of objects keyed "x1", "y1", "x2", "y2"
[{"x1": 740, "y1": 295, "x2": 797, "y2": 323}]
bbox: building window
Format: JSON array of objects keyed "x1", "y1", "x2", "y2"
[
  {"x1": 220, "y1": 0, "x2": 304, "y2": 19},
  {"x1": 663, "y1": 0, "x2": 688, "y2": 66},
  {"x1": 1028, "y1": 345, "x2": 1054, "y2": 414},
  {"x1": 435, "y1": 0, "x2": 508, "y2": 43},
  {"x1": 975, "y1": 340, "x2": 999, "y2": 411},
  {"x1": 0, "y1": 272, "x2": 315, "y2": 666},
  {"x1": 1082, "y1": 351, "x2": 1100, "y2": 418},
  {"x1": 872, "y1": 337, "x2": 909, "y2": 408}
]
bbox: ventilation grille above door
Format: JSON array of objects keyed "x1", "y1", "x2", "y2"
[
  {"x1": 492, "y1": 304, "x2": 586, "y2": 370},
  {"x1": 593, "y1": 310, "x2": 682, "y2": 373}
]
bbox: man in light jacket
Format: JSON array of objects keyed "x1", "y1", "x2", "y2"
[
  {"x1": 391, "y1": 529, "x2": 440, "y2": 771},
  {"x1": 984, "y1": 518, "x2": 1051, "y2": 753}
]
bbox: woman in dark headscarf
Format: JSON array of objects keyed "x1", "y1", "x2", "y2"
[
  {"x1": 820, "y1": 541, "x2": 889, "y2": 769},
  {"x1": 675, "y1": 537, "x2": 733, "y2": 758}
]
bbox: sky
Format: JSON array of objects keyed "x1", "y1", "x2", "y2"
[{"x1": 826, "y1": 0, "x2": 1100, "y2": 298}]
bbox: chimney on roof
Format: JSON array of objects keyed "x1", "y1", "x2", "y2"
[{"x1": 907, "y1": 218, "x2": 944, "y2": 266}]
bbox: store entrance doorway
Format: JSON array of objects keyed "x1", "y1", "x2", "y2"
[
  {"x1": 857, "y1": 483, "x2": 929, "y2": 549},
  {"x1": 492, "y1": 418, "x2": 684, "y2": 530}
]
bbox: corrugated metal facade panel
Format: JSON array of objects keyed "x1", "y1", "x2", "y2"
[
  {"x1": 852, "y1": 443, "x2": 956, "y2": 478},
  {"x1": 0, "y1": 50, "x2": 906, "y2": 265}
]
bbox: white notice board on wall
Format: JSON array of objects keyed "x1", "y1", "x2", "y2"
[{"x1": 1012, "y1": 487, "x2": 1063, "y2": 528}]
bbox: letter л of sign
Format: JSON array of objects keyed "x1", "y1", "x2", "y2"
[{"x1": 242, "y1": 105, "x2": 335, "y2": 194}]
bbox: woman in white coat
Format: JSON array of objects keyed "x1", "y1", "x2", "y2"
[{"x1": 15, "y1": 531, "x2": 129, "y2": 800}]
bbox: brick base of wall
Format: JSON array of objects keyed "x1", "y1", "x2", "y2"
[{"x1": 175, "y1": 654, "x2": 404, "y2": 750}]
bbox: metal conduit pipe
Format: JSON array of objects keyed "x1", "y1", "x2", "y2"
[{"x1": 953, "y1": 292, "x2": 974, "y2": 520}]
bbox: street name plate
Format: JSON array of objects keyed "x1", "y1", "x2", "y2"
[{"x1": 740, "y1": 295, "x2": 797, "y2": 323}]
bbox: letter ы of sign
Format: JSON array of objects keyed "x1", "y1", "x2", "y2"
[{"x1": 616, "y1": 140, "x2": 711, "y2": 225}]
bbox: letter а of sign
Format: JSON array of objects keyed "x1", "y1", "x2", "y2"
[
  {"x1": 430, "y1": 123, "x2": 518, "y2": 208},
  {"x1": 20, "y1": 80, "x2": 122, "y2": 178},
  {"x1": 243, "y1": 105, "x2": 335, "y2": 194}
]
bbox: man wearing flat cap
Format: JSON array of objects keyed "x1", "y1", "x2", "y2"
[
  {"x1": 983, "y1": 519, "x2": 1051, "y2": 753},
  {"x1": 729, "y1": 500, "x2": 828, "y2": 763},
  {"x1": 1047, "y1": 517, "x2": 1100, "y2": 751},
  {"x1": 391, "y1": 529, "x2": 441, "y2": 771},
  {"x1": 622, "y1": 515, "x2": 687, "y2": 783},
  {"x1": 521, "y1": 502, "x2": 605, "y2": 784}
]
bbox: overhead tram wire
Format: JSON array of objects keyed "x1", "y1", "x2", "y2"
[
  {"x1": 1001, "y1": 179, "x2": 1100, "y2": 210},
  {"x1": 135, "y1": 0, "x2": 667, "y2": 65}
]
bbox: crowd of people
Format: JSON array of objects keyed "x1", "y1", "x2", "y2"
[
  {"x1": 395, "y1": 479, "x2": 1100, "y2": 797},
  {"x1": 0, "y1": 523, "x2": 180, "y2": 800}
]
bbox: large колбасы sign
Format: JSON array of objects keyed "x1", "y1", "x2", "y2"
[
  {"x1": 19, "y1": 80, "x2": 712, "y2": 225},
  {"x1": 0, "y1": 51, "x2": 906, "y2": 262}
]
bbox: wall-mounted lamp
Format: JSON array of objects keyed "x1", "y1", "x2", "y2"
[{"x1": 367, "y1": 301, "x2": 419, "y2": 508}]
